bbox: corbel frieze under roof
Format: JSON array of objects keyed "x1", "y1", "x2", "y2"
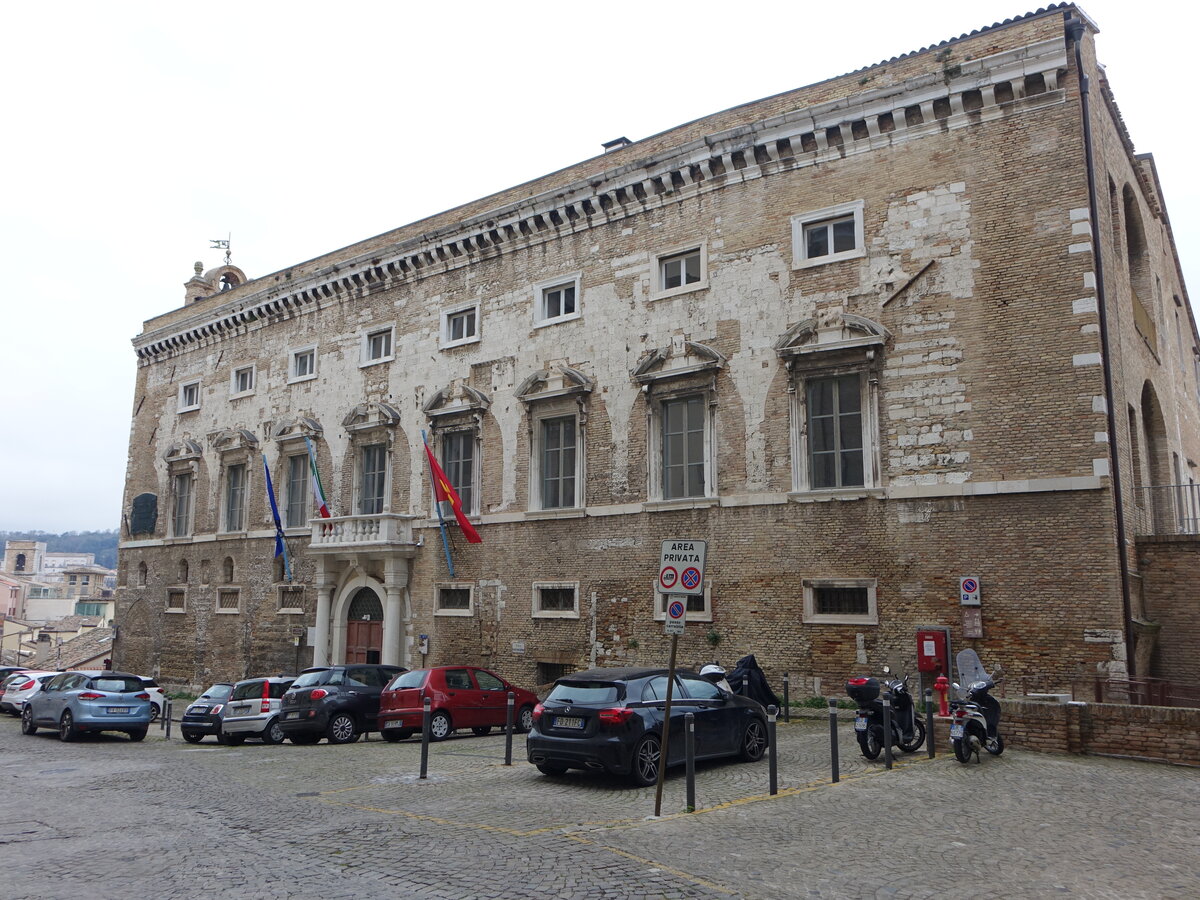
[
  {"x1": 342, "y1": 402, "x2": 401, "y2": 433},
  {"x1": 632, "y1": 340, "x2": 726, "y2": 386},
  {"x1": 272, "y1": 416, "x2": 324, "y2": 443},
  {"x1": 208, "y1": 428, "x2": 259, "y2": 454},
  {"x1": 134, "y1": 34, "x2": 1068, "y2": 363},
  {"x1": 422, "y1": 384, "x2": 491, "y2": 419},
  {"x1": 515, "y1": 365, "x2": 594, "y2": 404},
  {"x1": 163, "y1": 439, "x2": 203, "y2": 463}
]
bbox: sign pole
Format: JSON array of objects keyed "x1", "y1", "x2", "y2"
[{"x1": 653, "y1": 628, "x2": 680, "y2": 817}]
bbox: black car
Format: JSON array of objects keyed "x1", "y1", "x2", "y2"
[
  {"x1": 279, "y1": 664, "x2": 405, "y2": 744},
  {"x1": 526, "y1": 666, "x2": 769, "y2": 786},
  {"x1": 180, "y1": 683, "x2": 233, "y2": 743}
]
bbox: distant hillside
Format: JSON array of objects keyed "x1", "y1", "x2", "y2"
[{"x1": 1, "y1": 529, "x2": 119, "y2": 569}]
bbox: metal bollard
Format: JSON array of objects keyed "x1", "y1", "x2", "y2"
[
  {"x1": 925, "y1": 688, "x2": 936, "y2": 759},
  {"x1": 504, "y1": 691, "x2": 514, "y2": 766},
  {"x1": 882, "y1": 692, "x2": 893, "y2": 770},
  {"x1": 782, "y1": 674, "x2": 790, "y2": 724},
  {"x1": 828, "y1": 698, "x2": 840, "y2": 783},
  {"x1": 165, "y1": 700, "x2": 172, "y2": 740},
  {"x1": 767, "y1": 705, "x2": 778, "y2": 796},
  {"x1": 419, "y1": 696, "x2": 431, "y2": 780},
  {"x1": 684, "y1": 712, "x2": 696, "y2": 813}
]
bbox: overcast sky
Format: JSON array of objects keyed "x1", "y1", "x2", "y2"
[{"x1": 1, "y1": 0, "x2": 1196, "y2": 533}]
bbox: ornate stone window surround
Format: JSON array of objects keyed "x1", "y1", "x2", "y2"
[
  {"x1": 163, "y1": 440, "x2": 202, "y2": 539},
  {"x1": 211, "y1": 429, "x2": 259, "y2": 535},
  {"x1": 273, "y1": 417, "x2": 324, "y2": 532},
  {"x1": 517, "y1": 366, "x2": 593, "y2": 516},
  {"x1": 423, "y1": 386, "x2": 490, "y2": 517},
  {"x1": 342, "y1": 403, "x2": 401, "y2": 516}
]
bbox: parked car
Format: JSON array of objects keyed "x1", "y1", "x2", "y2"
[
  {"x1": 378, "y1": 666, "x2": 539, "y2": 742},
  {"x1": 526, "y1": 666, "x2": 769, "y2": 786},
  {"x1": 138, "y1": 677, "x2": 168, "y2": 721},
  {"x1": 180, "y1": 683, "x2": 234, "y2": 743},
  {"x1": 21, "y1": 670, "x2": 153, "y2": 742},
  {"x1": 0, "y1": 666, "x2": 30, "y2": 682},
  {"x1": 0, "y1": 671, "x2": 59, "y2": 715},
  {"x1": 279, "y1": 664, "x2": 405, "y2": 745},
  {"x1": 219, "y1": 676, "x2": 294, "y2": 745}
]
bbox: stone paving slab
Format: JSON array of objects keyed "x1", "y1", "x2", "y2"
[{"x1": 0, "y1": 715, "x2": 1197, "y2": 898}]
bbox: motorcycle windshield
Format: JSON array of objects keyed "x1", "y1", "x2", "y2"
[{"x1": 956, "y1": 649, "x2": 989, "y2": 687}]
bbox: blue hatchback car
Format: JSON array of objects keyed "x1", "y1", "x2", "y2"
[{"x1": 21, "y1": 670, "x2": 153, "y2": 742}]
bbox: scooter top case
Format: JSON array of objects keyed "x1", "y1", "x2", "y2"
[{"x1": 845, "y1": 677, "x2": 880, "y2": 703}]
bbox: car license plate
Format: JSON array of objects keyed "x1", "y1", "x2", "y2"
[
  {"x1": 192, "y1": 706, "x2": 209, "y2": 714},
  {"x1": 554, "y1": 716, "x2": 584, "y2": 730},
  {"x1": 950, "y1": 723, "x2": 964, "y2": 739},
  {"x1": 285, "y1": 711, "x2": 298, "y2": 719},
  {"x1": 854, "y1": 717, "x2": 867, "y2": 732},
  {"x1": 107, "y1": 707, "x2": 129, "y2": 714}
]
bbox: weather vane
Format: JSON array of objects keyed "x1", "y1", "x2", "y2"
[{"x1": 209, "y1": 233, "x2": 232, "y2": 266}]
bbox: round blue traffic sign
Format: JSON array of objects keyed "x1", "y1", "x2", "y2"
[
  {"x1": 668, "y1": 599, "x2": 686, "y2": 619},
  {"x1": 681, "y1": 567, "x2": 701, "y2": 590},
  {"x1": 962, "y1": 578, "x2": 978, "y2": 593}
]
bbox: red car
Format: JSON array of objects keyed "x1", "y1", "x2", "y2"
[{"x1": 378, "y1": 666, "x2": 539, "y2": 742}]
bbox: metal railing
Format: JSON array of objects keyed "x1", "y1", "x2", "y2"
[
  {"x1": 308, "y1": 513, "x2": 417, "y2": 550},
  {"x1": 1131, "y1": 483, "x2": 1200, "y2": 536},
  {"x1": 1091, "y1": 676, "x2": 1200, "y2": 709}
]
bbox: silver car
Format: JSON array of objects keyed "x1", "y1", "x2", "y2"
[
  {"x1": 219, "y1": 676, "x2": 294, "y2": 745},
  {"x1": 1, "y1": 671, "x2": 60, "y2": 715}
]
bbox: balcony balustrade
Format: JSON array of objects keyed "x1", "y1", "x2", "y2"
[
  {"x1": 308, "y1": 513, "x2": 418, "y2": 554},
  {"x1": 1131, "y1": 483, "x2": 1200, "y2": 536}
]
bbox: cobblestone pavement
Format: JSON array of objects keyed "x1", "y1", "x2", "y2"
[{"x1": 1, "y1": 712, "x2": 1197, "y2": 899}]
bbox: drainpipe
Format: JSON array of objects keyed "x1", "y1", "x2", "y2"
[{"x1": 1066, "y1": 16, "x2": 1136, "y2": 677}]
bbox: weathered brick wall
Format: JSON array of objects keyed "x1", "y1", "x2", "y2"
[{"x1": 1137, "y1": 536, "x2": 1200, "y2": 684}]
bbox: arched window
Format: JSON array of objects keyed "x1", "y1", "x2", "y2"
[
  {"x1": 15, "y1": 553, "x2": 26, "y2": 572},
  {"x1": 178, "y1": 559, "x2": 189, "y2": 583},
  {"x1": 138, "y1": 561, "x2": 148, "y2": 586},
  {"x1": 223, "y1": 557, "x2": 235, "y2": 583},
  {"x1": 220, "y1": 273, "x2": 240, "y2": 291},
  {"x1": 347, "y1": 588, "x2": 383, "y2": 621}
]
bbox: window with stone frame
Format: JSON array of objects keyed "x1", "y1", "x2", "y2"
[
  {"x1": 178, "y1": 379, "x2": 201, "y2": 413},
  {"x1": 362, "y1": 327, "x2": 394, "y2": 365},
  {"x1": 230, "y1": 365, "x2": 256, "y2": 397},
  {"x1": 217, "y1": 588, "x2": 240, "y2": 613},
  {"x1": 775, "y1": 315, "x2": 887, "y2": 495},
  {"x1": 358, "y1": 443, "x2": 388, "y2": 515},
  {"x1": 222, "y1": 462, "x2": 247, "y2": 532},
  {"x1": 435, "y1": 583, "x2": 474, "y2": 616},
  {"x1": 285, "y1": 453, "x2": 310, "y2": 528},
  {"x1": 791, "y1": 200, "x2": 865, "y2": 268},
  {"x1": 534, "y1": 274, "x2": 581, "y2": 327},
  {"x1": 516, "y1": 365, "x2": 593, "y2": 514},
  {"x1": 802, "y1": 578, "x2": 878, "y2": 625},
  {"x1": 537, "y1": 415, "x2": 578, "y2": 509},
  {"x1": 278, "y1": 585, "x2": 305, "y2": 613},
  {"x1": 441, "y1": 429, "x2": 477, "y2": 515},
  {"x1": 166, "y1": 589, "x2": 186, "y2": 612},
  {"x1": 171, "y1": 472, "x2": 193, "y2": 537},
  {"x1": 653, "y1": 245, "x2": 708, "y2": 299},
  {"x1": 441, "y1": 302, "x2": 480, "y2": 348},
  {"x1": 533, "y1": 582, "x2": 579, "y2": 618},
  {"x1": 289, "y1": 345, "x2": 317, "y2": 383}
]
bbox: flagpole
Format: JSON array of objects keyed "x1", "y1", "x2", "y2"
[
  {"x1": 262, "y1": 453, "x2": 293, "y2": 582},
  {"x1": 421, "y1": 430, "x2": 456, "y2": 577}
]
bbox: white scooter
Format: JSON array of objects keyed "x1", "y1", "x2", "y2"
[{"x1": 949, "y1": 649, "x2": 1004, "y2": 764}]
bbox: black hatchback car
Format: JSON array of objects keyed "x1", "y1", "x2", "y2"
[
  {"x1": 527, "y1": 666, "x2": 768, "y2": 786},
  {"x1": 279, "y1": 664, "x2": 405, "y2": 744},
  {"x1": 180, "y1": 683, "x2": 233, "y2": 743}
]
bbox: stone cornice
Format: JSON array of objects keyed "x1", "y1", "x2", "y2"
[{"x1": 134, "y1": 37, "x2": 1069, "y2": 364}]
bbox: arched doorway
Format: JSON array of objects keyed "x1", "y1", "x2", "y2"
[{"x1": 345, "y1": 587, "x2": 384, "y2": 664}]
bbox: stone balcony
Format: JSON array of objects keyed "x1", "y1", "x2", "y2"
[{"x1": 307, "y1": 514, "x2": 420, "y2": 556}]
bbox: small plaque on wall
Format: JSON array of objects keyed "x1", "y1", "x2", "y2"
[{"x1": 962, "y1": 607, "x2": 983, "y2": 638}]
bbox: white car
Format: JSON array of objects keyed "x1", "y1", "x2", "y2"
[
  {"x1": 138, "y1": 677, "x2": 168, "y2": 721},
  {"x1": 1, "y1": 671, "x2": 60, "y2": 715}
]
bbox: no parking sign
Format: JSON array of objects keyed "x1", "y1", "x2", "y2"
[{"x1": 960, "y1": 576, "x2": 981, "y2": 606}]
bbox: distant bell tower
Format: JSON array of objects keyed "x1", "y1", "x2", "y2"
[{"x1": 182, "y1": 234, "x2": 248, "y2": 305}]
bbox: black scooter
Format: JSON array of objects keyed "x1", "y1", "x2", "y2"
[
  {"x1": 949, "y1": 649, "x2": 1004, "y2": 763},
  {"x1": 845, "y1": 666, "x2": 926, "y2": 759}
]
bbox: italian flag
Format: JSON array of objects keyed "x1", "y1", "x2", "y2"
[{"x1": 304, "y1": 436, "x2": 331, "y2": 518}]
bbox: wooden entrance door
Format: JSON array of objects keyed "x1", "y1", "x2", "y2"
[{"x1": 344, "y1": 587, "x2": 384, "y2": 664}]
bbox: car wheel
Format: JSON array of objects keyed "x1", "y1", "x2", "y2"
[
  {"x1": 739, "y1": 719, "x2": 768, "y2": 762},
  {"x1": 20, "y1": 707, "x2": 37, "y2": 735},
  {"x1": 261, "y1": 718, "x2": 286, "y2": 745},
  {"x1": 517, "y1": 705, "x2": 535, "y2": 733},
  {"x1": 429, "y1": 710, "x2": 452, "y2": 741},
  {"x1": 289, "y1": 733, "x2": 321, "y2": 745},
  {"x1": 219, "y1": 732, "x2": 245, "y2": 746},
  {"x1": 128, "y1": 728, "x2": 148, "y2": 742},
  {"x1": 327, "y1": 713, "x2": 359, "y2": 744},
  {"x1": 381, "y1": 728, "x2": 414, "y2": 743},
  {"x1": 58, "y1": 711, "x2": 78, "y2": 743},
  {"x1": 471, "y1": 726, "x2": 491, "y2": 736},
  {"x1": 182, "y1": 732, "x2": 203, "y2": 744},
  {"x1": 536, "y1": 762, "x2": 568, "y2": 777},
  {"x1": 149, "y1": 702, "x2": 160, "y2": 723},
  {"x1": 630, "y1": 734, "x2": 661, "y2": 787}
]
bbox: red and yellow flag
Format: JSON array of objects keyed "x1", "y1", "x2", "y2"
[{"x1": 423, "y1": 439, "x2": 482, "y2": 543}]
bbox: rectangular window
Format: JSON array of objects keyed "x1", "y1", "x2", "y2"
[
  {"x1": 231, "y1": 366, "x2": 255, "y2": 396},
  {"x1": 442, "y1": 431, "x2": 475, "y2": 514},
  {"x1": 224, "y1": 463, "x2": 246, "y2": 532},
  {"x1": 536, "y1": 277, "x2": 581, "y2": 326},
  {"x1": 436, "y1": 585, "x2": 474, "y2": 616},
  {"x1": 178, "y1": 380, "x2": 200, "y2": 412},
  {"x1": 172, "y1": 473, "x2": 193, "y2": 537},
  {"x1": 803, "y1": 578, "x2": 878, "y2": 624},
  {"x1": 442, "y1": 304, "x2": 480, "y2": 347},
  {"x1": 657, "y1": 248, "x2": 705, "y2": 296},
  {"x1": 662, "y1": 395, "x2": 706, "y2": 499},
  {"x1": 217, "y1": 589, "x2": 240, "y2": 612},
  {"x1": 358, "y1": 444, "x2": 387, "y2": 515},
  {"x1": 290, "y1": 346, "x2": 317, "y2": 383},
  {"x1": 278, "y1": 585, "x2": 305, "y2": 613},
  {"x1": 166, "y1": 589, "x2": 186, "y2": 612},
  {"x1": 285, "y1": 454, "x2": 309, "y2": 528},
  {"x1": 792, "y1": 201, "x2": 865, "y2": 268},
  {"x1": 533, "y1": 583, "x2": 579, "y2": 618},
  {"x1": 540, "y1": 416, "x2": 577, "y2": 509},
  {"x1": 807, "y1": 375, "x2": 864, "y2": 489},
  {"x1": 363, "y1": 327, "x2": 394, "y2": 364}
]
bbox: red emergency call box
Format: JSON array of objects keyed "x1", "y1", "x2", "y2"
[{"x1": 916, "y1": 628, "x2": 950, "y2": 675}]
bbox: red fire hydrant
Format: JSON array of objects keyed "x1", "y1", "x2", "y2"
[{"x1": 934, "y1": 675, "x2": 950, "y2": 717}]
